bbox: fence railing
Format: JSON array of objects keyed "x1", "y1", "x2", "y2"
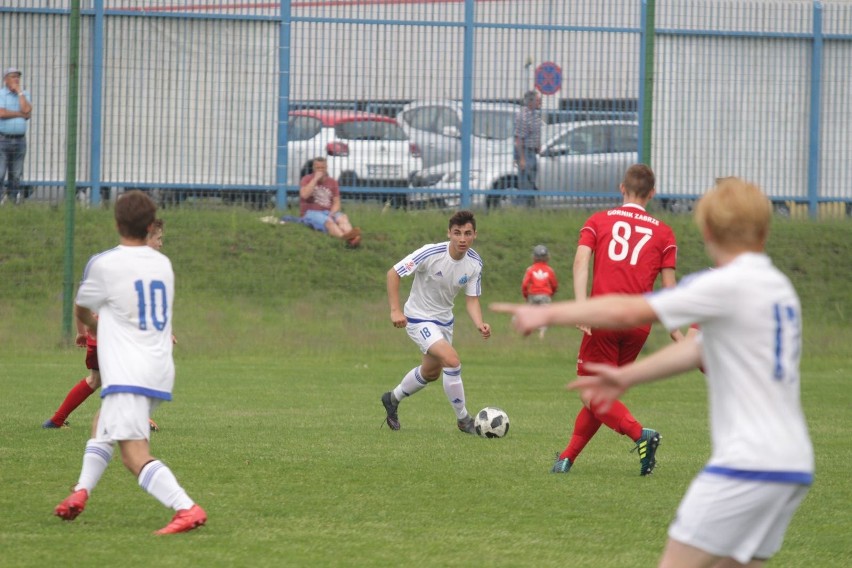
[{"x1": 1, "y1": 0, "x2": 850, "y2": 217}]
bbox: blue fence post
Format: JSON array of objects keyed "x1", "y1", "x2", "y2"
[
  {"x1": 89, "y1": 0, "x2": 105, "y2": 205},
  {"x1": 276, "y1": 0, "x2": 292, "y2": 211},
  {"x1": 459, "y1": 0, "x2": 475, "y2": 208},
  {"x1": 807, "y1": 1, "x2": 823, "y2": 219},
  {"x1": 637, "y1": 0, "x2": 654, "y2": 166}
]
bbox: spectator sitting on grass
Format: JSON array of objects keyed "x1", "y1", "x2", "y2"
[{"x1": 299, "y1": 157, "x2": 361, "y2": 247}]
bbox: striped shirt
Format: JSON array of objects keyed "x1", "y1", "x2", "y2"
[{"x1": 514, "y1": 107, "x2": 542, "y2": 150}]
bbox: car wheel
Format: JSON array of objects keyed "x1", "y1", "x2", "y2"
[
  {"x1": 392, "y1": 194, "x2": 408, "y2": 209},
  {"x1": 773, "y1": 202, "x2": 791, "y2": 218},
  {"x1": 487, "y1": 177, "x2": 521, "y2": 209}
]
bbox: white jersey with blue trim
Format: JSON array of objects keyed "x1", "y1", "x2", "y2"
[
  {"x1": 647, "y1": 253, "x2": 813, "y2": 480},
  {"x1": 75, "y1": 245, "x2": 175, "y2": 401},
  {"x1": 394, "y1": 242, "x2": 483, "y2": 326}
]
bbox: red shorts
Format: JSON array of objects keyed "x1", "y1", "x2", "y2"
[
  {"x1": 577, "y1": 326, "x2": 651, "y2": 375},
  {"x1": 85, "y1": 344, "x2": 99, "y2": 371}
]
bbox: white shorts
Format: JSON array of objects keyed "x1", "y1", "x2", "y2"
[
  {"x1": 406, "y1": 320, "x2": 454, "y2": 354},
  {"x1": 95, "y1": 393, "x2": 161, "y2": 443},
  {"x1": 668, "y1": 472, "x2": 810, "y2": 564}
]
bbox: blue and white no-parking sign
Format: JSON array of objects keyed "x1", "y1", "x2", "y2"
[{"x1": 534, "y1": 62, "x2": 562, "y2": 95}]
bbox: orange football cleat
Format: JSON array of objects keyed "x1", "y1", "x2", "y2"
[{"x1": 154, "y1": 504, "x2": 207, "y2": 535}]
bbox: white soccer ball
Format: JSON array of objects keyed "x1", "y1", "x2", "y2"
[{"x1": 474, "y1": 407, "x2": 510, "y2": 438}]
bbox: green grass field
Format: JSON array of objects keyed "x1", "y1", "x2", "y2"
[{"x1": 1, "y1": 205, "x2": 850, "y2": 566}]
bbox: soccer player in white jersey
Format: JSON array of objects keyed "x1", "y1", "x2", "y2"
[
  {"x1": 54, "y1": 191, "x2": 207, "y2": 535},
  {"x1": 381, "y1": 210, "x2": 491, "y2": 433},
  {"x1": 493, "y1": 178, "x2": 813, "y2": 567}
]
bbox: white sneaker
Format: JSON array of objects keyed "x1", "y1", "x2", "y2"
[
  {"x1": 15, "y1": 192, "x2": 22, "y2": 205},
  {"x1": 0, "y1": 194, "x2": 7, "y2": 206}
]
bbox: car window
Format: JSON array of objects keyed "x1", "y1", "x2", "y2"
[
  {"x1": 557, "y1": 125, "x2": 606, "y2": 155},
  {"x1": 472, "y1": 110, "x2": 516, "y2": 140},
  {"x1": 610, "y1": 125, "x2": 638, "y2": 153},
  {"x1": 401, "y1": 108, "x2": 435, "y2": 131},
  {"x1": 335, "y1": 120, "x2": 409, "y2": 141},
  {"x1": 433, "y1": 107, "x2": 461, "y2": 135},
  {"x1": 287, "y1": 116, "x2": 322, "y2": 141}
]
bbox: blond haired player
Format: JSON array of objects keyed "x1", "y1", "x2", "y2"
[{"x1": 493, "y1": 178, "x2": 813, "y2": 567}]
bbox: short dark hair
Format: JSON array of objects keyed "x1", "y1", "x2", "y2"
[
  {"x1": 115, "y1": 190, "x2": 157, "y2": 240},
  {"x1": 449, "y1": 210, "x2": 476, "y2": 231},
  {"x1": 622, "y1": 164, "x2": 655, "y2": 198}
]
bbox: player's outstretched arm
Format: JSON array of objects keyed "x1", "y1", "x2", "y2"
[{"x1": 491, "y1": 294, "x2": 657, "y2": 336}]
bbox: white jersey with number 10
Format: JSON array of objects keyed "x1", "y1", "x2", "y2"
[{"x1": 75, "y1": 245, "x2": 175, "y2": 401}]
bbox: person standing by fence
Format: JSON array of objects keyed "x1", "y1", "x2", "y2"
[
  {"x1": 513, "y1": 90, "x2": 542, "y2": 207},
  {"x1": 0, "y1": 67, "x2": 31, "y2": 206}
]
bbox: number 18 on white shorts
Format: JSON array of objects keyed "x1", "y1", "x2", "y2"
[{"x1": 406, "y1": 320, "x2": 454, "y2": 354}]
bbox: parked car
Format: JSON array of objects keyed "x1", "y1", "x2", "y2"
[
  {"x1": 287, "y1": 110, "x2": 423, "y2": 202},
  {"x1": 409, "y1": 120, "x2": 638, "y2": 208},
  {"x1": 396, "y1": 100, "x2": 522, "y2": 169}
]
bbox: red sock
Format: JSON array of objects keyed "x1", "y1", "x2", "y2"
[
  {"x1": 589, "y1": 400, "x2": 643, "y2": 441},
  {"x1": 559, "y1": 407, "x2": 602, "y2": 462},
  {"x1": 50, "y1": 378, "x2": 95, "y2": 425}
]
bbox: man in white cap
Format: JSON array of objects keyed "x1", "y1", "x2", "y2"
[{"x1": 0, "y1": 67, "x2": 32, "y2": 205}]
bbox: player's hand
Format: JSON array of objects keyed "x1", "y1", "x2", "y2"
[
  {"x1": 566, "y1": 362, "x2": 627, "y2": 413},
  {"x1": 478, "y1": 322, "x2": 491, "y2": 339},
  {"x1": 490, "y1": 302, "x2": 548, "y2": 337},
  {"x1": 576, "y1": 324, "x2": 591, "y2": 335},
  {"x1": 75, "y1": 333, "x2": 87, "y2": 347},
  {"x1": 390, "y1": 308, "x2": 407, "y2": 328}
]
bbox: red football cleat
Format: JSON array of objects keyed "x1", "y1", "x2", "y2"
[
  {"x1": 154, "y1": 504, "x2": 207, "y2": 535},
  {"x1": 55, "y1": 489, "x2": 89, "y2": 521}
]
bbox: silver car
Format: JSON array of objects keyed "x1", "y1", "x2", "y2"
[
  {"x1": 396, "y1": 100, "x2": 522, "y2": 169},
  {"x1": 408, "y1": 120, "x2": 638, "y2": 208}
]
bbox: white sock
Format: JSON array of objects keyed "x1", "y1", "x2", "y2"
[
  {"x1": 392, "y1": 366, "x2": 428, "y2": 402},
  {"x1": 442, "y1": 366, "x2": 469, "y2": 420},
  {"x1": 74, "y1": 439, "x2": 114, "y2": 493},
  {"x1": 138, "y1": 460, "x2": 195, "y2": 511}
]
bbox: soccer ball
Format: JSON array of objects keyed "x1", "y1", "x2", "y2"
[{"x1": 474, "y1": 407, "x2": 510, "y2": 438}]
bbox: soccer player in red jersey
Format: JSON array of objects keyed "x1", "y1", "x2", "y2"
[{"x1": 552, "y1": 163, "x2": 681, "y2": 476}]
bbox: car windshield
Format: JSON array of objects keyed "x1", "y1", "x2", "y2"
[
  {"x1": 472, "y1": 110, "x2": 516, "y2": 140},
  {"x1": 335, "y1": 120, "x2": 408, "y2": 141}
]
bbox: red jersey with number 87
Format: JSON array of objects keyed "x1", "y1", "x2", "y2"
[{"x1": 579, "y1": 203, "x2": 677, "y2": 296}]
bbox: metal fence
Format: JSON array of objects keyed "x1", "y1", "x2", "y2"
[{"x1": 1, "y1": 0, "x2": 850, "y2": 216}]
